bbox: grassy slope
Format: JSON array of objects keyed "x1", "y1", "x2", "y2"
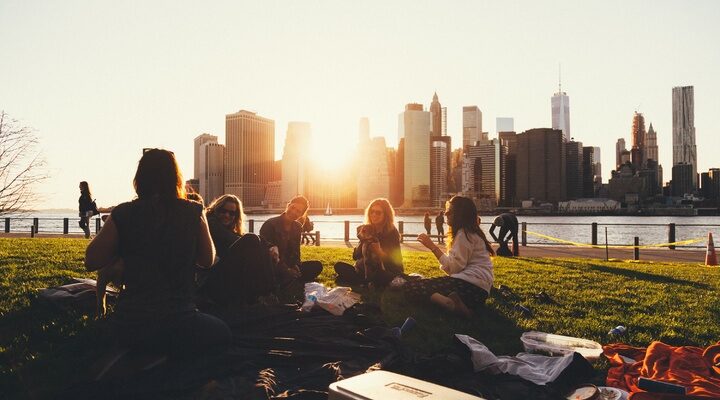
[{"x1": 1, "y1": 238, "x2": 719, "y2": 397}]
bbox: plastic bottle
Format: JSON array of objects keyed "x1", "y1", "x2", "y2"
[{"x1": 608, "y1": 325, "x2": 627, "y2": 335}]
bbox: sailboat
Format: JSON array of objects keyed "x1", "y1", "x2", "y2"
[{"x1": 325, "y1": 203, "x2": 333, "y2": 216}]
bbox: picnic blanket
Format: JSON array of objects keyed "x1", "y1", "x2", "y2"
[{"x1": 604, "y1": 341, "x2": 720, "y2": 400}]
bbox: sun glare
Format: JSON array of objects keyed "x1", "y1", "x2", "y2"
[{"x1": 311, "y1": 138, "x2": 352, "y2": 172}]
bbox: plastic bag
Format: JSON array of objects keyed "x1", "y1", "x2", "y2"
[{"x1": 301, "y1": 282, "x2": 361, "y2": 316}]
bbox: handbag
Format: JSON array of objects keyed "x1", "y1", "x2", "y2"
[{"x1": 91, "y1": 200, "x2": 100, "y2": 216}]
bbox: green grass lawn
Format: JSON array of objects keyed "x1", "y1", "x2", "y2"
[{"x1": 1, "y1": 237, "x2": 719, "y2": 398}]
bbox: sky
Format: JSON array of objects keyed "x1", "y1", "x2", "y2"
[{"x1": 1, "y1": 0, "x2": 719, "y2": 209}]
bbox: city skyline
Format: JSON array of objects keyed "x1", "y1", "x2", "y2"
[{"x1": 1, "y1": 1, "x2": 719, "y2": 209}]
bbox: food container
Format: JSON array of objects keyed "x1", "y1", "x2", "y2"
[{"x1": 521, "y1": 331, "x2": 603, "y2": 361}]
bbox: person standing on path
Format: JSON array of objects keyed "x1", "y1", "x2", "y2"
[
  {"x1": 435, "y1": 210, "x2": 445, "y2": 244},
  {"x1": 424, "y1": 212, "x2": 432, "y2": 236}
]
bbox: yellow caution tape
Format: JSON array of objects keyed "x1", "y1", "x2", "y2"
[{"x1": 524, "y1": 230, "x2": 705, "y2": 249}]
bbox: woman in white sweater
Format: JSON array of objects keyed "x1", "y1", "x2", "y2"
[{"x1": 407, "y1": 196, "x2": 495, "y2": 317}]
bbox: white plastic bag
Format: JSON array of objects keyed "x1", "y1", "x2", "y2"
[{"x1": 301, "y1": 282, "x2": 361, "y2": 316}]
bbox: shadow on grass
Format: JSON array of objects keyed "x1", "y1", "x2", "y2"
[{"x1": 530, "y1": 258, "x2": 709, "y2": 289}]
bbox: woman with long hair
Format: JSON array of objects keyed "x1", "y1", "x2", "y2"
[
  {"x1": 199, "y1": 194, "x2": 277, "y2": 306},
  {"x1": 85, "y1": 149, "x2": 230, "y2": 366},
  {"x1": 333, "y1": 198, "x2": 404, "y2": 287},
  {"x1": 259, "y1": 195, "x2": 323, "y2": 286},
  {"x1": 406, "y1": 195, "x2": 495, "y2": 317},
  {"x1": 78, "y1": 181, "x2": 95, "y2": 238}
]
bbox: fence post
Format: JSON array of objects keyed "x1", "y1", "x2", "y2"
[
  {"x1": 344, "y1": 220, "x2": 350, "y2": 242},
  {"x1": 33, "y1": 218, "x2": 39, "y2": 233},
  {"x1": 521, "y1": 222, "x2": 527, "y2": 246},
  {"x1": 63, "y1": 218, "x2": 69, "y2": 234},
  {"x1": 591, "y1": 222, "x2": 598, "y2": 246},
  {"x1": 4, "y1": 218, "x2": 9, "y2": 233},
  {"x1": 248, "y1": 219, "x2": 254, "y2": 233},
  {"x1": 95, "y1": 218, "x2": 101, "y2": 234},
  {"x1": 398, "y1": 221, "x2": 404, "y2": 243},
  {"x1": 315, "y1": 230, "x2": 320, "y2": 246},
  {"x1": 634, "y1": 236, "x2": 640, "y2": 260},
  {"x1": 30, "y1": 224, "x2": 35, "y2": 238},
  {"x1": 668, "y1": 223, "x2": 676, "y2": 250}
]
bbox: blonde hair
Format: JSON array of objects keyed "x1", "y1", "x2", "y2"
[
  {"x1": 363, "y1": 198, "x2": 396, "y2": 234},
  {"x1": 207, "y1": 194, "x2": 245, "y2": 235}
]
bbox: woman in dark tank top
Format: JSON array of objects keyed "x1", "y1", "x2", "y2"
[{"x1": 85, "y1": 149, "x2": 230, "y2": 366}]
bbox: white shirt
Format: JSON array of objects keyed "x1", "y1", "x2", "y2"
[{"x1": 438, "y1": 228, "x2": 494, "y2": 293}]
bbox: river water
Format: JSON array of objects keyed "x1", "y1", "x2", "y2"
[{"x1": 7, "y1": 212, "x2": 717, "y2": 249}]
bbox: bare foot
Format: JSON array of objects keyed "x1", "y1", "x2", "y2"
[
  {"x1": 448, "y1": 292, "x2": 473, "y2": 318},
  {"x1": 430, "y1": 293, "x2": 455, "y2": 311}
]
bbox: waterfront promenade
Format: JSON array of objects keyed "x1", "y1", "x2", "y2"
[{"x1": 2, "y1": 233, "x2": 707, "y2": 263}]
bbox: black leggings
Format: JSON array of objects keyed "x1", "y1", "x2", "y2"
[{"x1": 402, "y1": 276, "x2": 488, "y2": 311}]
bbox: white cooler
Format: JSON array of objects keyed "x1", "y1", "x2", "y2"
[{"x1": 328, "y1": 370, "x2": 486, "y2": 400}]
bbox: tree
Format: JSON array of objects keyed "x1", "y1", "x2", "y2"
[{"x1": 0, "y1": 111, "x2": 48, "y2": 214}]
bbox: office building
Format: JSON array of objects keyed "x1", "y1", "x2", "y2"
[
  {"x1": 199, "y1": 142, "x2": 225, "y2": 205},
  {"x1": 398, "y1": 104, "x2": 431, "y2": 207},
  {"x1": 565, "y1": 140, "x2": 584, "y2": 200},
  {"x1": 671, "y1": 163, "x2": 694, "y2": 196},
  {"x1": 551, "y1": 86, "x2": 570, "y2": 142},
  {"x1": 496, "y1": 117, "x2": 514, "y2": 133},
  {"x1": 499, "y1": 131, "x2": 518, "y2": 206},
  {"x1": 281, "y1": 122, "x2": 311, "y2": 204},
  {"x1": 430, "y1": 136, "x2": 451, "y2": 207},
  {"x1": 225, "y1": 110, "x2": 275, "y2": 207},
  {"x1": 646, "y1": 123, "x2": 658, "y2": 163},
  {"x1": 463, "y1": 106, "x2": 482, "y2": 150},
  {"x1": 672, "y1": 86, "x2": 698, "y2": 188},
  {"x1": 515, "y1": 128, "x2": 566, "y2": 203},
  {"x1": 358, "y1": 136, "x2": 390, "y2": 206},
  {"x1": 430, "y1": 92, "x2": 442, "y2": 137},
  {"x1": 193, "y1": 133, "x2": 217, "y2": 180},
  {"x1": 631, "y1": 112, "x2": 646, "y2": 169},
  {"x1": 462, "y1": 139, "x2": 506, "y2": 207},
  {"x1": 616, "y1": 138, "x2": 626, "y2": 169}
]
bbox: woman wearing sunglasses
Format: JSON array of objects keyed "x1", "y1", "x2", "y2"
[
  {"x1": 333, "y1": 198, "x2": 404, "y2": 287},
  {"x1": 199, "y1": 194, "x2": 276, "y2": 306}
]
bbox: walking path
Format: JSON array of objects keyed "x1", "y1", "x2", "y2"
[
  {"x1": 316, "y1": 239, "x2": 709, "y2": 263},
  {"x1": 0, "y1": 233, "x2": 708, "y2": 263}
]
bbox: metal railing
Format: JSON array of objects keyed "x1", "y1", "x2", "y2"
[{"x1": 2, "y1": 217, "x2": 717, "y2": 251}]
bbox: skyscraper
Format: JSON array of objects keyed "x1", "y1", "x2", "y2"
[
  {"x1": 672, "y1": 86, "x2": 697, "y2": 188},
  {"x1": 281, "y1": 122, "x2": 311, "y2": 204},
  {"x1": 462, "y1": 106, "x2": 482, "y2": 150},
  {"x1": 430, "y1": 136, "x2": 451, "y2": 207},
  {"x1": 199, "y1": 142, "x2": 225, "y2": 205},
  {"x1": 616, "y1": 138, "x2": 626, "y2": 169},
  {"x1": 462, "y1": 139, "x2": 506, "y2": 207},
  {"x1": 430, "y1": 92, "x2": 442, "y2": 137},
  {"x1": 357, "y1": 118, "x2": 390, "y2": 206},
  {"x1": 193, "y1": 133, "x2": 217, "y2": 180},
  {"x1": 496, "y1": 117, "x2": 514, "y2": 133},
  {"x1": 551, "y1": 83, "x2": 570, "y2": 142},
  {"x1": 565, "y1": 140, "x2": 584, "y2": 200},
  {"x1": 399, "y1": 103, "x2": 431, "y2": 207},
  {"x1": 631, "y1": 112, "x2": 646, "y2": 169},
  {"x1": 499, "y1": 131, "x2": 518, "y2": 206},
  {"x1": 645, "y1": 123, "x2": 659, "y2": 163},
  {"x1": 515, "y1": 128, "x2": 566, "y2": 203},
  {"x1": 225, "y1": 110, "x2": 275, "y2": 207}
]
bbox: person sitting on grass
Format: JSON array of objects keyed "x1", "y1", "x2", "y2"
[
  {"x1": 333, "y1": 198, "x2": 404, "y2": 287},
  {"x1": 259, "y1": 195, "x2": 323, "y2": 287},
  {"x1": 198, "y1": 194, "x2": 277, "y2": 307},
  {"x1": 85, "y1": 148, "x2": 230, "y2": 374},
  {"x1": 405, "y1": 195, "x2": 495, "y2": 318}
]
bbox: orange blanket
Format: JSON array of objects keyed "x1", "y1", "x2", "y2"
[{"x1": 604, "y1": 341, "x2": 720, "y2": 399}]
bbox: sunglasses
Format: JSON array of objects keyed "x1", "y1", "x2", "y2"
[
  {"x1": 369, "y1": 209, "x2": 384, "y2": 216},
  {"x1": 218, "y1": 208, "x2": 238, "y2": 217}
]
